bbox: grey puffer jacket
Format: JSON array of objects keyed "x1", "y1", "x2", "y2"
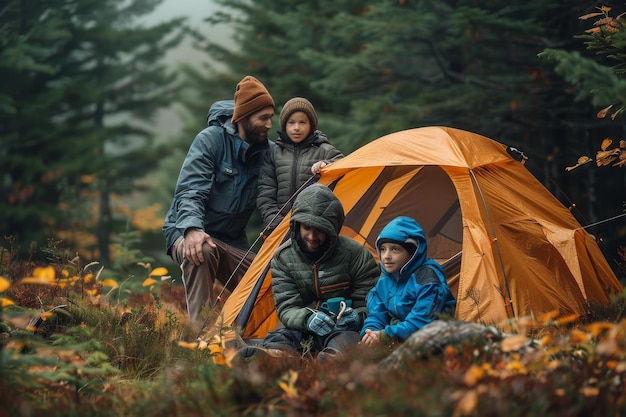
[
  {"x1": 270, "y1": 184, "x2": 379, "y2": 333},
  {"x1": 162, "y1": 100, "x2": 273, "y2": 253},
  {"x1": 257, "y1": 130, "x2": 343, "y2": 230}
]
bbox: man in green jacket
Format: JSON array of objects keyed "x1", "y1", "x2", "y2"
[
  {"x1": 162, "y1": 76, "x2": 275, "y2": 335},
  {"x1": 260, "y1": 184, "x2": 379, "y2": 358}
]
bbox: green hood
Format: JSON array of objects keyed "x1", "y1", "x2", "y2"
[{"x1": 290, "y1": 184, "x2": 344, "y2": 241}]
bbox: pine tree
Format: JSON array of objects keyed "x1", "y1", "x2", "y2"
[{"x1": 0, "y1": 0, "x2": 186, "y2": 263}]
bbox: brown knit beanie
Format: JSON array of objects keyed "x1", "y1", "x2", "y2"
[
  {"x1": 279, "y1": 97, "x2": 318, "y2": 132},
  {"x1": 232, "y1": 76, "x2": 275, "y2": 124}
]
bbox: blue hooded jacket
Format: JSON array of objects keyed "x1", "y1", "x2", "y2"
[
  {"x1": 162, "y1": 100, "x2": 273, "y2": 253},
  {"x1": 361, "y1": 216, "x2": 456, "y2": 342}
]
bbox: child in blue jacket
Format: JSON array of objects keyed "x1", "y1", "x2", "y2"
[{"x1": 360, "y1": 216, "x2": 456, "y2": 345}]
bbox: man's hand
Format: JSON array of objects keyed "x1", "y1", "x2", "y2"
[
  {"x1": 306, "y1": 311, "x2": 335, "y2": 337},
  {"x1": 334, "y1": 308, "x2": 360, "y2": 331},
  {"x1": 183, "y1": 229, "x2": 216, "y2": 266}
]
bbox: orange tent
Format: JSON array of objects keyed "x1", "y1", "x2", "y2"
[{"x1": 219, "y1": 126, "x2": 622, "y2": 340}]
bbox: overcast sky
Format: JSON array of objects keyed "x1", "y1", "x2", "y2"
[
  {"x1": 138, "y1": 1, "x2": 237, "y2": 137},
  {"x1": 142, "y1": 0, "x2": 234, "y2": 66}
]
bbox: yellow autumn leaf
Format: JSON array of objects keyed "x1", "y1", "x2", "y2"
[
  {"x1": 453, "y1": 390, "x2": 479, "y2": 417},
  {"x1": 178, "y1": 340, "x2": 199, "y2": 350},
  {"x1": 18, "y1": 276, "x2": 56, "y2": 286},
  {"x1": 555, "y1": 313, "x2": 579, "y2": 326},
  {"x1": 539, "y1": 334, "x2": 552, "y2": 348},
  {"x1": 0, "y1": 276, "x2": 10, "y2": 292},
  {"x1": 1, "y1": 297, "x2": 15, "y2": 307},
  {"x1": 597, "y1": 105, "x2": 612, "y2": 119},
  {"x1": 39, "y1": 311, "x2": 54, "y2": 321},
  {"x1": 601, "y1": 138, "x2": 613, "y2": 150},
  {"x1": 85, "y1": 288, "x2": 99, "y2": 296},
  {"x1": 142, "y1": 278, "x2": 158, "y2": 287},
  {"x1": 500, "y1": 335, "x2": 528, "y2": 352},
  {"x1": 505, "y1": 360, "x2": 528, "y2": 375},
  {"x1": 565, "y1": 156, "x2": 592, "y2": 171},
  {"x1": 33, "y1": 266, "x2": 56, "y2": 281},
  {"x1": 580, "y1": 387, "x2": 599, "y2": 397},
  {"x1": 580, "y1": 12, "x2": 604, "y2": 21},
  {"x1": 149, "y1": 267, "x2": 169, "y2": 277},
  {"x1": 463, "y1": 365, "x2": 484, "y2": 386},
  {"x1": 101, "y1": 279, "x2": 119, "y2": 288},
  {"x1": 538, "y1": 310, "x2": 559, "y2": 323},
  {"x1": 279, "y1": 370, "x2": 299, "y2": 398},
  {"x1": 569, "y1": 329, "x2": 589, "y2": 344},
  {"x1": 585, "y1": 321, "x2": 614, "y2": 339}
]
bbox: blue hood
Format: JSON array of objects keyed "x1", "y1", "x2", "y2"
[{"x1": 375, "y1": 216, "x2": 444, "y2": 281}]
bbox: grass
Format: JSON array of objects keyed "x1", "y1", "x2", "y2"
[{"x1": 2, "y1": 241, "x2": 626, "y2": 416}]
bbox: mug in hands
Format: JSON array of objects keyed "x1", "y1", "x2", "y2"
[{"x1": 320, "y1": 297, "x2": 352, "y2": 318}]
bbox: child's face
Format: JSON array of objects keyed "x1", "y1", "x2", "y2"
[
  {"x1": 285, "y1": 111, "x2": 312, "y2": 143},
  {"x1": 379, "y1": 243, "x2": 412, "y2": 274}
]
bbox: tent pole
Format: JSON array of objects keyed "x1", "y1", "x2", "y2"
[
  {"x1": 212, "y1": 174, "x2": 321, "y2": 307},
  {"x1": 469, "y1": 169, "x2": 516, "y2": 318}
]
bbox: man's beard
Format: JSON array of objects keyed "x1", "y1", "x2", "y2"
[{"x1": 241, "y1": 118, "x2": 267, "y2": 145}]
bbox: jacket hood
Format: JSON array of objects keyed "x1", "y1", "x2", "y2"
[
  {"x1": 290, "y1": 184, "x2": 344, "y2": 239},
  {"x1": 376, "y1": 216, "x2": 442, "y2": 279},
  {"x1": 206, "y1": 99, "x2": 237, "y2": 135}
]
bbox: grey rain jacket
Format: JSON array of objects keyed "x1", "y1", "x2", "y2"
[{"x1": 257, "y1": 130, "x2": 343, "y2": 230}]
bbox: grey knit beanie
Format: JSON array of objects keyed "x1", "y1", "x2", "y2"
[{"x1": 279, "y1": 97, "x2": 318, "y2": 132}]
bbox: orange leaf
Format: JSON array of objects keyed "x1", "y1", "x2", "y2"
[
  {"x1": 585, "y1": 321, "x2": 614, "y2": 338},
  {"x1": 39, "y1": 311, "x2": 55, "y2": 321},
  {"x1": 580, "y1": 12, "x2": 604, "y2": 21},
  {"x1": 611, "y1": 107, "x2": 624, "y2": 120},
  {"x1": 580, "y1": 387, "x2": 599, "y2": 397},
  {"x1": 33, "y1": 266, "x2": 56, "y2": 281},
  {"x1": 178, "y1": 340, "x2": 199, "y2": 350},
  {"x1": 569, "y1": 329, "x2": 589, "y2": 344},
  {"x1": 463, "y1": 365, "x2": 484, "y2": 386},
  {"x1": 101, "y1": 279, "x2": 119, "y2": 288},
  {"x1": 538, "y1": 310, "x2": 560, "y2": 322},
  {"x1": 597, "y1": 105, "x2": 612, "y2": 118},
  {"x1": 501, "y1": 335, "x2": 528, "y2": 352},
  {"x1": 0, "y1": 276, "x2": 10, "y2": 293},
  {"x1": 18, "y1": 276, "x2": 56, "y2": 286},
  {"x1": 142, "y1": 278, "x2": 158, "y2": 287},
  {"x1": 601, "y1": 138, "x2": 613, "y2": 150},
  {"x1": 149, "y1": 267, "x2": 169, "y2": 277},
  {"x1": 596, "y1": 149, "x2": 620, "y2": 166},
  {"x1": 565, "y1": 156, "x2": 592, "y2": 171},
  {"x1": 555, "y1": 313, "x2": 579, "y2": 326},
  {"x1": 453, "y1": 390, "x2": 479, "y2": 417},
  {"x1": 1, "y1": 297, "x2": 15, "y2": 307}
]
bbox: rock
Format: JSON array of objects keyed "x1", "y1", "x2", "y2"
[{"x1": 380, "y1": 319, "x2": 504, "y2": 369}]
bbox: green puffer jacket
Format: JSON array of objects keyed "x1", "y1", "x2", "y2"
[
  {"x1": 270, "y1": 184, "x2": 380, "y2": 333},
  {"x1": 257, "y1": 130, "x2": 343, "y2": 229}
]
